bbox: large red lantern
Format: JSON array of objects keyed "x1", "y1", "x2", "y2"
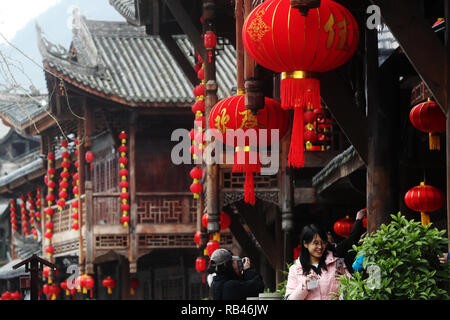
[
  {"x1": 333, "y1": 216, "x2": 354, "y2": 238},
  {"x1": 404, "y1": 182, "x2": 445, "y2": 226},
  {"x1": 409, "y1": 99, "x2": 446, "y2": 150},
  {"x1": 243, "y1": 0, "x2": 359, "y2": 168},
  {"x1": 102, "y1": 276, "x2": 117, "y2": 295},
  {"x1": 209, "y1": 94, "x2": 289, "y2": 204}
]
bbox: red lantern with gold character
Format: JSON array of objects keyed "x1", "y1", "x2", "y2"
[
  {"x1": 409, "y1": 99, "x2": 446, "y2": 150},
  {"x1": 209, "y1": 95, "x2": 289, "y2": 205},
  {"x1": 243, "y1": 0, "x2": 359, "y2": 168},
  {"x1": 333, "y1": 216, "x2": 354, "y2": 238},
  {"x1": 404, "y1": 182, "x2": 445, "y2": 226}
]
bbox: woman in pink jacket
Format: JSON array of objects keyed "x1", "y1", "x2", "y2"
[{"x1": 285, "y1": 224, "x2": 350, "y2": 300}]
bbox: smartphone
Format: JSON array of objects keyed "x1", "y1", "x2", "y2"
[
  {"x1": 336, "y1": 258, "x2": 344, "y2": 275},
  {"x1": 306, "y1": 277, "x2": 318, "y2": 290}
]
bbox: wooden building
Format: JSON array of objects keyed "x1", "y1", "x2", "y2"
[{"x1": 0, "y1": 0, "x2": 449, "y2": 300}]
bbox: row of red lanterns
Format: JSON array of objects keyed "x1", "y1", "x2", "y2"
[
  {"x1": 71, "y1": 139, "x2": 81, "y2": 231},
  {"x1": 118, "y1": 131, "x2": 130, "y2": 227},
  {"x1": 407, "y1": 98, "x2": 446, "y2": 225},
  {"x1": 0, "y1": 291, "x2": 22, "y2": 300},
  {"x1": 45, "y1": 151, "x2": 56, "y2": 258}
]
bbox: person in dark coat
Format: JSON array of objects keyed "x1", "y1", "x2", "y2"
[
  {"x1": 209, "y1": 248, "x2": 265, "y2": 300},
  {"x1": 328, "y1": 208, "x2": 367, "y2": 273}
]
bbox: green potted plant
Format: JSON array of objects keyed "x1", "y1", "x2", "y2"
[{"x1": 337, "y1": 213, "x2": 450, "y2": 300}]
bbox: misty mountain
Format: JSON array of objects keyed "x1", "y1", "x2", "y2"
[{"x1": 0, "y1": 0, "x2": 125, "y2": 94}]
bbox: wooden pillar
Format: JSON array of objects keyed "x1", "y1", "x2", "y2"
[
  {"x1": 84, "y1": 102, "x2": 95, "y2": 275},
  {"x1": 203, "y1": 0, "x2": 220, "y2": 233},
  {"x1": 445, "y1": 0, "x2": 450, "y2": 251},
  {"x1": 235, "y1": 0, "x2": 245, "y2": 93},
  {"x1": 128, "y1": 112, "x2": 138, "y2": 274},
  {"x1": 366, "y1": 27, "x2": 399, "y2": 232}
]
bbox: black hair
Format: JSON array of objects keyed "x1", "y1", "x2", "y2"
[{"x1": 299, "y1": 224, "x2": 328, "y2": 276}]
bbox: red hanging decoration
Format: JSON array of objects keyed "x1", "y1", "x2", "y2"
[
  {"x1": 118, "y1": 131, "x2": 130, "y2": 228},
  {"x1": 209, "y1": 95, "x2": 289, "y2": 205},
  {"x1": 243, "y1": 0, "x2": 359, "y2": 168},
  {"x1": 9, "y1": 200, "x2": 17, "y2": 232},
  {"x1": 130, "y1": 278, "x2": 139, "y2": 295},
  {"x1": 19, "y1": 196, "x2": 29, "y2": 236},
  {"x1": 102, "y1": 276, "x2": 117, "y2": 295},
  {"x1": 204, "y1": 31, "x2": 217, "y2": 63},
  {"x1": 404, "y1": 182, "x2": 445, "y2": 226},
  {"x1": 333, "y1": 216, "x2": 354, "y2": 238},
  {"x1": 195, "y1": 257, "x2": 207, "y2": 283},
  {"x1": 206, "y1": 240, "x2": 220, "y2": 257},
  {"x1": 83, "y1": 274, "x2": 95, "y2": 298},
  {"x1": 35, "y1": 187, "x2": 41, "y2": 228},
  {"x1": 27, "y1": 192, "x2": 38, "y2": 239},
  {"x1": 60, "y1": 280, "x2": 70, "y2": 296},
  {"x1": 409, "y1": 99, "x2": 446, "y2": 150},
  {"x1": 72, "y1": 139, "x2": 80, "y2": 231},
  {"x1": 194, "y1": 231, "x2": 201, "y2": 246},
  {"x1": 201, "y1": 212, "x2": 231, "y2": 230}
]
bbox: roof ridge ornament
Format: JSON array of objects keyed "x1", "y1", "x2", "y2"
[{"x1": 72, "y1": 7, "x2": 102, "y2": 69}]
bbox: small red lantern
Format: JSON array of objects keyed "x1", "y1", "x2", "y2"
[
  {"x1": 1, "y1": 291, "x2": 11, "y2": 300},
  {"x1": 220, "y1": 212, "x2": 231, "y2": 230},
  {"x1": 85, "y1": 151, "x2": 94, "y2": 163},
  {"x1": 130, "y1": 278, "x2": 139, "y2": 295},
  {"x1": 60, "y1": 280, "x2": 69, "y2": 296},
  {"x1": 409, "y1": 99, "x2": 446, "y2": 150},
  {"x1": 83, "y1": 275, "x2": 95, "y2": 298},
  {"x1": 194, "y1": 231, "x2": 201, "y2": 246},
  {"x1": 204, "y1": 30, "x2": 217, "y2": 63},
  {"x1": 333, "y1": 216, "x2": 354, "y2": 238},
  {"x1": 10, "y1": 291, "x2": 21, "y2": 300},
  {"x1": 192, "y1": 100, "x2": 205, "y2": 115},
  {"x1": 206, "y1": 240, "x2": 220, "y2": 257},
  {"x1": 190, "y1": 182, "x2": 203, "y2": 199},
  {"x1": 404, "y1": 181, "x2": 445, "y2": 226},
  {"x1": 102, "y1": 276, "x2": 117, "y2": 295},
  {"x1": 49, "y1": 284, "x2": 60, "y2": 300}
]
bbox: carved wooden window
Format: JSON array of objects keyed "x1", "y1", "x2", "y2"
[{"x1": 92, "y1": 147, "x2": 119, "y2": 193}]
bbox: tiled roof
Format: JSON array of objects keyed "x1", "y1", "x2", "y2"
[
  {"x1": 0, "y1": 93, "x2": 49, "y2": 129},
  {"x1": 109, "y1": 0, "x2": 138, "y2": 24},
  {"x1": 37, "y1": 11, "x2": 237, "y2": 107}
]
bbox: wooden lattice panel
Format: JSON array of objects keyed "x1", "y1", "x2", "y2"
[
  {"x1": 136, "y1": 195, "x2": 197, "y2": 224},
  {"x1": 93, "y1": 196, "x2": 120, "y2": 225},
  {"x1": 138, "y1": 232, "x2": 233, "y2": 249},
  {"x1": 53, "y1": 239, "x2": 85, "y2": 256},
  {"x1": 222, "y1": 171, "x2": 278, "y2": 189},
  {"x1": 95, "y1": 234, "x2": 128, "y2": 249}
]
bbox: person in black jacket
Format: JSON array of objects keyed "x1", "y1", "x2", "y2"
[
  {"x1": 208, "y1": 248, "x2": 265, "y2": 300},
  {"x1": 328, "y1": 208, "x2": 367, "y2": 273}
]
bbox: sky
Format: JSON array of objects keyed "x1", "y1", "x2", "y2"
[
  {"x1": 0, "y1": 0, "x2": 124, "y2": 138},
  {"x1": 0, "y1": 0, "x2": 62, "y2": 44}
]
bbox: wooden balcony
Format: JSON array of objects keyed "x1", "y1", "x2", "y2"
[{"x1": 48, "y1": 192, "x2": 233, "y2": 260}]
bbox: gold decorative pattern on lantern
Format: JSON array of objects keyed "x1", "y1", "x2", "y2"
[{"x1": 246, "y1": 7, "x2": 270, "y2": 43}]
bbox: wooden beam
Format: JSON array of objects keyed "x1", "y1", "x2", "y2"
[
  {"x1": 445, "y1": 0, "x2": 450, "y2": 251},
  {"x1": 320, "y1": 70, "x2": 368, "y2": 165},
  {"x1": 369, "y1": 0, "x2": 447, "y2": 114},
  {"x1": 163, "y1": 0, "x2": 206, "y2": 60},
  {"x1": 160, "y1": 33, "x2": 198, "y2": 87}
]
